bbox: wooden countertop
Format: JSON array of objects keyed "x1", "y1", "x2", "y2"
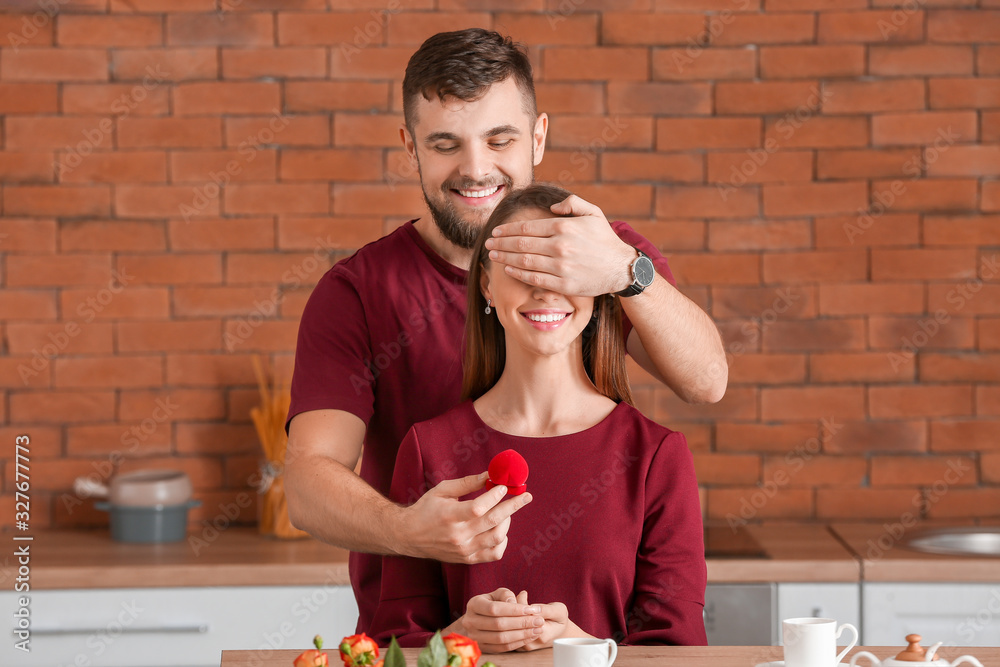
[
  {"x1": 220, "y1": 645, "x2": 999, "y2": 667},
  {"x1": 2, "y1": 524, "x2": 862, "y2": 589},
  {"x1": 831, "y1": 523, "x2": 1000, "y2": 582}
]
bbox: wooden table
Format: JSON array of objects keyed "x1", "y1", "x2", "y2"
[{"x1": 220, "y1": 645, "x2": 998, "y2": 667}]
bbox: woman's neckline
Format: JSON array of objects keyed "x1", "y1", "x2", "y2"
[{"x1": 466, "y1": 397, "x2": 627, "y2": 440}]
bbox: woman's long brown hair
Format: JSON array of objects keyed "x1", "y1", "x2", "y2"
[{"x1": 461, "y1": 184, "x2": 634, "y2": 407}]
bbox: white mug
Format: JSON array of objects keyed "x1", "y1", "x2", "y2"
[
  {"x1": 553, "y1": 637, "x2": 618, "y2": 667},
  {"x1": 783, "y1": 617, "x2": 859, "y2": 667}
]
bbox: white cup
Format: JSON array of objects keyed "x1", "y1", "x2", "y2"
[
  {"x1": 553, "y1": 637, "x2": 618, "y2": 667},
  {"x1": 783, "y1": 617, "x2": 859, "y2": 667}
]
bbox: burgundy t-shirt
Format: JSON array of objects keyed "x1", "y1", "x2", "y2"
[
  {"x1": 369, "y1": 399, "x2": 707, "y2": 647},
  {"x1": 287, "y1": 219, "x2": 676, "y2": 632}
]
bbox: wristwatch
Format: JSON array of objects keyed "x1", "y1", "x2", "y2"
[{"x1": 615, "y1": 248, "x2": 655, "y2": 297}]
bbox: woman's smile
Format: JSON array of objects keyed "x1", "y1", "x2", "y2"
[{"x1": 519, "y1": 309, "x2": 573, "y2": 331}]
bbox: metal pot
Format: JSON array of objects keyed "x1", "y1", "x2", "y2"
[{"x1": 74, "y1": 469, "x2": 193, "y2": 507}]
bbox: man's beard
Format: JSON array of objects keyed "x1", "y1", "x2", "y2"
[{"x1": 418, "y1": 161, "x2": 532, "y2": 250}]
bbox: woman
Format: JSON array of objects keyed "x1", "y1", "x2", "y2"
[{"x1": 368, "y1": 184, "x2": 706, "y2": 651}]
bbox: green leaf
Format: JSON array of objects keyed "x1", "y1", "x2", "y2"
[
  {"x1": 418, "y1": 631, "x2": 449, "y2": 667},
  {"x1": 384, "y1": 637, "x2": 406, "y2": 667}
]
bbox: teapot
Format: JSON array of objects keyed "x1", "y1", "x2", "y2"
[{"x1": 850, "y1": 635, "x2": 983, "y2": 667}]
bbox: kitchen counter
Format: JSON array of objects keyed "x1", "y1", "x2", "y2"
[
  {"x1": 831, "y1": 523, "x2": 1000, "y2": 582},
  {"x1": 1, "y1": 524, "x2": 861, "y2": 589},
  {"x1": 220, "y1": 645, "x2": 999, "y2": 667}
]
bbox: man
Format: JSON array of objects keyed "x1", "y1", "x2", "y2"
[{"x1": 285, "y1": 28, "x2": 727, "y2": 636}]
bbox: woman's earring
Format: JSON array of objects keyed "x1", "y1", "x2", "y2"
[{"x1": 484, "y1": 299, "x2": 492, "y2": 315}]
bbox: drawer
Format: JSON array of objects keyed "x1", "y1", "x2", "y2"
[{"x1": 0, "y1": 585, "x2": 358, "y2": 667}]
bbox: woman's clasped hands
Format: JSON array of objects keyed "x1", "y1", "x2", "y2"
[{"x1": 446, "y1": 587, "x2": 578, "y2": 653}]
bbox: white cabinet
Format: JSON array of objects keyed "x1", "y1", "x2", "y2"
[
  {"x1": 0, "y1": 586, "x2": 358, "y2": 667},
  {"x1": 864, "y1": 583, "x2": 1000, "y2": 648},
  {"x1": 778, "y1": 583, "x2": 861, "y2": 642}
]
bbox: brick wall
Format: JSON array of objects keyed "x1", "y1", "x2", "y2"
[{"x1": 1, "y1": 1, "x2": 998, "y2": 531}]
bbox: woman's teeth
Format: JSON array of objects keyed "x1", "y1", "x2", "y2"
[
  {"x1": 458, "y1": 185, "x2": 500, "y2": 198},
  {"x1": 525, "y1": 313, "x2": 568, "y2": 323}
]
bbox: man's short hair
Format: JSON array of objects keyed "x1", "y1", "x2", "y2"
[{"x1": 402, "y1": 28, "x2": 537, "y2": 133}]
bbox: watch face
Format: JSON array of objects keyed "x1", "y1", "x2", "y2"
[{"x1": 635, "y1": 256, "x2": 655, "y2": 287}]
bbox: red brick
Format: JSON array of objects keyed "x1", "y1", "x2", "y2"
[
  {"x1": 927, "y1": 283, "x2": 1000, "y2": 315},
  {"x1": 657, "y1": 117, "x2": 760, "y2": 150},
  {"x1": 628, "y1": 220, "x2": 705, "y2": 251},
  {"x1": 227, "y1": 114, "x2": 329, "y2": 148},
  {"x1": 728, "y1": 353, "x2": 807, "y2": 385},
  {"x1": 921, "y1": 353, "x2": 1000, "y2": 382},
  {"x1": 278, "y1": 217, "x2": 382, "y2": 250},
  {"x1": 60, "y1": 220, "x2": 165, "y2": 252},
  {"x1": 170, "y1": 149, "x2": 276, "y2": 184},
  {"x1": 0, "y1": 83, "x2": 59, "y2": 113},
  {"x1": 601, "y1": 153, "x2": 702, "y2": 183},
  {"x1": 764, "y1": 116, "x2": 868, "y2": 149},
  {"x1": 0, "y1": 291, "x2": 58, "y2": 321},
  {"x1": 59, "y1": 287, "x2": 169, "y2": 320},
  {"x1": 329, "y1": 46, "x2": 413, "y2": 80},
  {"x1": 174, "y1": 82, "x2": 280, "y2": 115},
  {"x1": 67, "y1": 423, "x2": 171, "y2": 456},
  {"x1": 334, "y1": 113, "x2": 407, "y2": 148},
  {"x1": 716, "y1": 422, "x2": 822, "y2": 453},
  {"x1": 929, "y1": 77, "x2": 1000, "y2": 109},
  {"x1": 118, "y1": 117, "x2": 222, "y2": 148},
  {"x1": 716, "y1": 81, "x2": 823, "y2": 114},
  {"x1": 871, "y1": 455, "x2": 977, "y2": 487},
  {"x1": 118, "y1": 389, "x2": 225, "y2": 422},
  {"x1": 166, "y1": 353, "x2": 258, "y2": 386},
  {"x1": 222, "y1": 47, "x2": 326, "y2": 78},
  {"x1": 762, "y1": 318, "x2": 866, "y2": 351},
  {"x1": 385, "y1": 11, "x2": 492, "y2": 45},
  {"x1": 333, "y1": 183, "x2": 431, "y2": 217},
  {"x1": 571, "y1": 183, "x2": 653, "y2": 219},
  {"x1": 818, "y1": 10, "x2": 926, "y2": 43},
  {"x1": 117, "y1": 185, "x2": 219, "y2": 219},
  {"x1": 928, "y1": 489, "x2": 1000, "y2": 519},
  {"x1": 110, "y1": 0, "x2": 216, "y2": 10},
  {"x1": 4, "y1": 185, "x2": 111, "y2": 217},
  {"x1": 762, "y1": 386, "x2": 865, "y2": 421},
  {"x1": 544, "y1": 47, "x2": 649, "y2": 81},
  {"x1": 167, "y1": 12, "x2": 273, "y2": 46},
  {"x1": 58, "y1": 151, "x2": 167, "y2": 184},
  {"x1": 981, "y1": 45, "x2": 1000, "y2": 76},
  {"x1": 767, "y1": 0, "x2": 864, "y2": 8},
  {"x1": 823, "y1": 80, "x2": 925, "y2": 113},
  {"x1": 927, "y1": 9, "x2": 1000, "y2": 42},
  {"x1": 709, "y1": 13, "x2": 815, "y2": 45},
  {"x1": 870, "y1": 385, "x2": 974, "y2": 420},
  {"x1": 62, "y1": 83, "x2": 170, "y2": 116},
  {"x1": 693, "y1": 453, "x2": 761, "y2": 485},
  {"x1": 819, "y1": 283, "x2": 925, "y2": 315},
  {"x1": 547, "y1": 116, "x2": 653, "y2": 151},
  {"x1": 760, "y1": 45, "x2": 865, "y2": 78},
  {"x1": 931, "y1": 420, "x2": 1000, "y2": 452},
  {"x1": 986, "y1": 182, "x2": 1000, "y2": 213},
  {"x1": 980, "y1": 319, "x2": 1000, "y2": 351},
  {"x1": 870, "y1": 178, "x2": 977, "y2": 212},
  {"x1": 225, "y1": 184, "x2": 329, "y2": 215},
  {"x1": 224, "y1": 319, "x2": 298, "y2": 352},
  {"x1": 608, "y1": 82, "x2": 711, "y2": 115},
  {"x1": 927, "y1": 146, "x2": 1000, "y2": 177},
  {"x1": 764, "y1": 182, "x2": 867, "y2": 217},
  {"x1": 9, "y1": 390, "x2": 115, "y2": 424},
  {"x1": 656, "y1": 386, "x2": 758, "y2": 421},
  {"x1": 656, "y1": 185, "x2": 759, "y2": 220},
  {"x1": 5, "y1": 116, "x2": 114, "y2": 150},
  {"x1": 763, "y1": 250, "x2": 868, "y2": 283},
  {"x1": 708, "y1": 220, "x2": 812, "y2": 251},
  {"x1": 57, "y1": 15, "x2": 162, "y2": 47},
  {"x1": 7, "y1": 254, "x2": 111, "y2": 288},
  {"x1": 0, "y1": 48, "x2": 107, "y2": 81},
  {"x1": 811, "y1": 352, "x2": 915, "y2": 383},
  {"x1": 0, "y1": 427, "x2": 61, "y2": 459},
  {"x1": 171, "y1": 287, "x2": 282, "y2": 318},
  {"x1": 176, "y1": 423, "x2": 258, "y2": 455},
  {"x1": 826, "y1": 420, "x2": 928, "y2": 454},
  {"x1": 112, "y1": 48, "x2": 218, "y2": 81},
  {"x1": 871, "y1": 111, "x2": 977, "y2": 146},
  {"x1": 0, "y1": 219, "x2": 57, "y2": 252},
  {"x1": 707, "y1": 151, "x2": 812, "y2": 184},
  {"x1": 870, "y1": 45, "x2": 974, "y2": 76},
  {"x1": 116, "y1": 253, "x2": 222, "y2": 285},
  {"x1": 0, "y1": 14, "x2": 54, "y2": 46},
  {"x1": 5, "y1": 321, "x2": 112, "y2": 357},
  {"x1": 494, "y1": 12, "x2": 598, "y2": 46},
  {"x1": 817, "y1": 489, "x2": 921, "y2": 520},
  {"x1": 817, "y1": 213, "x2": 921, "y2": 248},
  {"x1": 0, "y1": 357, "x2": 51, "y2": 388},
  {"x1": 602, "y1": 12, "x2": 704, "y2": 45},
  {"x1": 535, "y1": 83, "x2": 605, "y2": 115},
  {"x1": 985, "y1": 454, "x2": 1000, "y2": 484},
  {"x1": 763, "y1": 455, "x2": 867, "y2": 487},
  {"x1": 118, "y1": 320, "x2": 222, "y2": 353},
  {"x1": 168, "y1": 217, "x2": 275, "y2": 251},
  {"x1": 872, "y1": 248, "x2": 978, "y2": 281},
  {"x1": 817, "y1": 149, "x2": 923, "y2": 180},
  {"x1": 708, "y1": 488, "x2": 813, "y2": 521},
  {"x1": 224, "y1": 252, "x2": 328, "y2": 285},
  {"x1": 652, "y1": 47, "x2": 756, "y2": 81},
  {"x1": 285, "y1": 81, "x2": 389, "y2": 113}
]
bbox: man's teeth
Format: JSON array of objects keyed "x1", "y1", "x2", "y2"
[
  {"x1": 458, "y1": 185, "x2": 499, "y2": 198},
  {"x1": 526, "y1": 313, "x2": 568, "y2": 323}
]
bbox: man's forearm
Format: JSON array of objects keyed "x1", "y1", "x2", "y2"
[
  {"x1": 622, "y1": 273, "x2": 728, "y2": 404},
  {"x1": 285, "y1": 454, "x2": 406, "y2": 555}
]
